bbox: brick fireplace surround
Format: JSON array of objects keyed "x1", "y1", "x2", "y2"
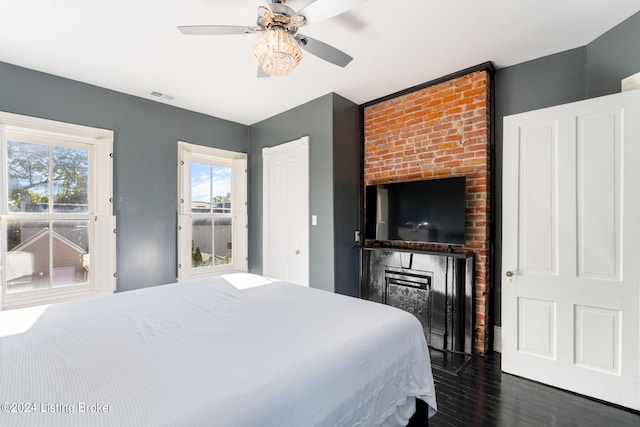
[{"x1": 363, "y1": 69, "x2": 491, "y2": 354}]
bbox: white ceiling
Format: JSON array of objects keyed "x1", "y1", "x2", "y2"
[{"x1": 1, "y1": 0, "x2": 639, "y2": 125}]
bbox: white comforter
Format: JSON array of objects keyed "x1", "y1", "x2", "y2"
[{"x1": 0, "y1": 274, "x2": 436, "y2": 426}]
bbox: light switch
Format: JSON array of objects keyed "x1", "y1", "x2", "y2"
[{"x1": 311, "y1": 215, "x2": 317, "y2": 226}]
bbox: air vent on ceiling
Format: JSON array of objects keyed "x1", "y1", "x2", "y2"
[{"x1": 148, "y1": 90, "x2": 175, "y2": 101}]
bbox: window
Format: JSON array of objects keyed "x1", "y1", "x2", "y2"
[
  {"x1": 0, "y1": 112, "x2": 115, "y2": 310},
  {"x1": 178, "y1": 142, "x2": 247, "y2": 280}
]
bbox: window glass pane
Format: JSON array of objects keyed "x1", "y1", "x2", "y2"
[
  {"x1": 191, "y1": 162, "x2": 211, "y2": 213},
  {"x1": 7, "y1": 141, "x2": 49, "y2": 212},
  {"x1": 192, "y1": 217, "x2": 212, "y2": 268},
  {"x1": 212, "y1": 165, "x2": 231, "y2": 213},
  {"x1": 52, "y1": 146, "x2": 89, "y2": 213},
  {"x1": 6, "y1": 220, "x2": 50, "y2": 293},
  {"x1": 52, "y1": 220, "x2": 90, "y2": 287},
  {"x1": 214, "y1": 217, "x2": 232, "y2": 265}
]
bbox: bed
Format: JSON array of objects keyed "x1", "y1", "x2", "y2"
[{"x1": 0, "y1": 273, "x2": 436, "y2": 426}]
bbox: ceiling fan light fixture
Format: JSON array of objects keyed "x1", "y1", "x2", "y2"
[{"x1": 252, "y1": 26, "x2": 302, "y2": 76}]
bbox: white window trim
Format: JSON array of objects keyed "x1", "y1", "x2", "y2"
[
  {"x1": 177, "y1": 141, "x2": 247, "y2": 282},
  {"x1": 0, "y1": 111, "x2": 115, "y2": 310}
]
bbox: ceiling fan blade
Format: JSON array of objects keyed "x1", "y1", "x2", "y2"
[
  {"x1": 296, "y1": 0, "x2": 367, "y2": 26},
  {"x1": 298, "y1": 35, "x2": 353, "y2": 67},
  {"x1": 177, "y1": 25, "x2": 255, "y2": 35}
]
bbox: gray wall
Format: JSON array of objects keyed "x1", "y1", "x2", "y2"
[
  {"x1": 332, "y1": 95, "x2": 361, "y2": 297},
  {"x1": 587, "y1": 12, "x2": 640, "y2": 98},
  {"x1": 248, "y1": 93, "x2": 360, "y2": 295},
  {"x1": 0, "y1": 61, "x2": 248, "y2": 292},
  {"x1": 248, "y1": 94, "x2": 334, "y2": 291},
  {"x1": 492, "y1": 10, "x2": 640, "y2": 328}
]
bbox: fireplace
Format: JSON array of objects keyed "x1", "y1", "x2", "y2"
[
  {"x1": 362, "y1": 69, "x2": 491, "y2": 353},
  {"x1": 362, "y1": 247, "x2": 474, "y2": 354}
]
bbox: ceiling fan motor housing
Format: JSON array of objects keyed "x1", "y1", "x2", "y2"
[{"x1": 258, "y1": 2, "x2": 304, "y2": 36}]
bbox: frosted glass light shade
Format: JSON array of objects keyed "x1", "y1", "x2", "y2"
[{"x1": 252, "y1": 27, "x2": 302, "y2": 76}]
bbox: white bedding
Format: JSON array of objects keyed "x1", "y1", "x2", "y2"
[{"x1": 0, "y1": 274, "x2": 436, "y2": 426}]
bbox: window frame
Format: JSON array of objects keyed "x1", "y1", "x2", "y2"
[
  {"x1": 177, "y1": 141, "x2": 247, "y2": 281},
  {"x1": 0, "y1": 111, "x2": 115, "y2": 310}
]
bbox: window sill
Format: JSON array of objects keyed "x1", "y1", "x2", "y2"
[
  {"x1": 180, "y1": 266, "x2": 248, "y2": 282},
  {"x1": 1, "y1": 288, "x2": 113, "y2": 311}
]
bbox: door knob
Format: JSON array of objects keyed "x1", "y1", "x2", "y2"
[
  {"x1": 505, "y1": 271, "x2": 514, "y2": 277},
  {"x1": 295, "y1": 250, "x2": 301, "y2": 255}
]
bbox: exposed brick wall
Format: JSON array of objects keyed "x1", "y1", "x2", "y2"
[{"x1": 363, "y1": 70, "x2": 491, "y2": 354}]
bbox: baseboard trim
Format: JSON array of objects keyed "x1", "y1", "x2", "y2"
[{"x1": 494, "y1": 326, "x2": 502, "y2": 353}]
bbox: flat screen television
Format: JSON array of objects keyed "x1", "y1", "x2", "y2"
[{"x1": 365, "y1": 176, "x2": 466, "y2": 245}]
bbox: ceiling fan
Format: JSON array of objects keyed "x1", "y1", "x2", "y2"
[{"x1": 178, "y1": 0, "x2": 366, "y2": 77}]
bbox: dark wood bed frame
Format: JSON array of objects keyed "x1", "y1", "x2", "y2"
[{"x1": 407, "y1": 398, "x2": 429, "y2": 426}]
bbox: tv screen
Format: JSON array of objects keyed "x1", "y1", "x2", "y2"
[{"x1": 365, "y1": 177, "x2": 466, "y2": 245}]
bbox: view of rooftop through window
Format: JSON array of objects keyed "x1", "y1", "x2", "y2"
[
  {"x1": 190, "y1": 162, "x2": 232, "y2": 268},
  {"x1": 5, "y1": 140, "x2": 91, "y2": 293}
]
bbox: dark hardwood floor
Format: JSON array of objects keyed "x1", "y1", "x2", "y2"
[{"x1": 429, "y1": 352, "x2": 640, "y2": 426}]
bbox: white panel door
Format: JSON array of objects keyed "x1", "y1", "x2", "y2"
[
  {"x1": 263, "y1": 137, "x2": 309, "y2": 286},
  {"x1": 502, "y1": 90, "x2": 640, "y2": 410}
]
